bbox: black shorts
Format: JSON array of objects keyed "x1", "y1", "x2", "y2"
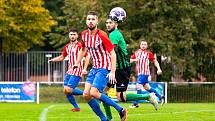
[{"x1": 107, "y1": 66, "x2": 131, "y2": 92}]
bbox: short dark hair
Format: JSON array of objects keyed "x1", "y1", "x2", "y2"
[
  {"x1": 87, "y1": 11, "x2": 98, "y2": 16},
  {"x1": 140, "y1": 39, "x2": 148, "y2": 43},
  {"x1": 69, "y1": 28, "x2": 78, "y2": 33}
]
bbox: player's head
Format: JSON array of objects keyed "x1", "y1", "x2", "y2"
[
  {"x1": 86, "y1": 11, "x2": 98, "y2": 30},
  {"x1": 140, "y1": 40, "x2": 148, "y2": 50},
  {"x1": 68, "y1": 28, "x2": 78, "y2": 42},
  {"x1": 106, "y1": 18, "x2": 118, "y2": 33}
]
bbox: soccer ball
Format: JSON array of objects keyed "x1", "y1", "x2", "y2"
[{"x1": 109, "y1": 7, "x2": 126, "y2": 23}]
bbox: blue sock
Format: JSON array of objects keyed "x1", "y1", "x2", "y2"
[
  {"x1": 149, "y1": 88, "x2": 162, "y2": 99},
  {"x1": 67, "y1": 94, "x2": 79, "y2": 108},
  {"x1": 137, "y1": 89, "x2": 144, "y2": 94},
  {"x1": 133, "y1": 101, "x2": 139, "y2": 105},
  {"x1": 72, "y1": 89, "x2": 83, "y2": 95},
  {"x1": 100, "y1": 94, "x2": 123, "y2": 112},
  {"x1": 88, "y1": 98, "x2": 107, "y2": 121}
]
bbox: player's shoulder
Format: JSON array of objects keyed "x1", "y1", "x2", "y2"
[
  {"x1": 146, "y1": 50, "x2": 154, "y2": 56},
  {"x1": 81, "y1": 29, "x2": 88, "y2": 35},
  {"x1": 98, "y1": 29, "x2": 108, "y2": 36},
  {"x1": 146, "y1": 50, "x2": 153, "y2": 54},
  {"x1": 64, "y1": 43, "x2": 70, "y2": 48},
  {"x1": 77, "y1": 42, "x2": 82, "y2": 47}
]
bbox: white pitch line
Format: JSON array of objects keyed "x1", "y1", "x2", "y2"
[
  {"x1": 128, "y1": 109, "x2": 215, "y2": 117},
  {"x1": 39, "y1": 105, "x2": 56, "y2": 121}
]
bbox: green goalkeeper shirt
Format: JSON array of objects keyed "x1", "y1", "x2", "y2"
[{"x1": 109, "y1": 29, "x2": 130, "y2": 70}]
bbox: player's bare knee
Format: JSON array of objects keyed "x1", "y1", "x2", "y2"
[
  {"x1": 90, "y1": 88, "x2": 99, "y2": 99},
  {"x1": 64, "y1": 87, "x2": 72, "y2": 94},
  {"x1": 136, "y1": 84, "x2": 142, "y2": 90},
  {"x1": 144, "y1": 86, "x2": 150, "y2": 91},
  {"x1": 83, "y1": 91, "x2": 91, "y2": 101}
]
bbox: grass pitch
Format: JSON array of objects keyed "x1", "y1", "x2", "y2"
[{"x1": 0, "y1": 103, "x2": 214, "y2": 121}]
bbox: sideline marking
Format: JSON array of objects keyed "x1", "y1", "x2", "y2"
[
  {"x1": 39, "y1": 105, "x2": 56, "y2": 121},
  {"x1": 128, "y1": 109, "x2": 215, "y2": 116}
]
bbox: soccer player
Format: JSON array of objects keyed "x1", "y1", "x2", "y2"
[
  {"x1": 48, "y1": 28, "x2": 89, "y2": 112},
  {"x1": 129, "y1": 75, "x2": 151, "y2": 108},
  {"x1": 103, "y1": 18, "x2": 158, "y2": 120},
  {"x1": 73, "y1": 11, "x2": 127, "y2": 121},
  {"x1": 130, "y1": 40, "x2": 165, "y2": 105}
]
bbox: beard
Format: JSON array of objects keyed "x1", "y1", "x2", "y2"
[
  {"x1": 88, "y1": 26, "x2": 96, "y2": 30},
  {"x1": 71, "y1": 40, "x2": 76, "y2": 42},
  {"x1": 108, "y1": 28, "x2": 115, "y2": 33}
]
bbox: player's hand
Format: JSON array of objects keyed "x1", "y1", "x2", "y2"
[
  {"x1": 157, "y1": 69, "x2": 162, "y2": 75},
  {"x1": 48, "y1": 59, "x2": 52, "y2": 63},
  {"x1": 106, "y1": 71, "x2": 116, "y2": 84},
  {"x1": 82, "y1": 69, "x2": 88, "y2": 75},
  {"x1": 73, "y1": 64, "x2": 78, "y2": 69}
]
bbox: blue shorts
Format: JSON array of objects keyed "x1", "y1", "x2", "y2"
[
  {"x1": 86, "y1": 68, "x2": 110, "y2": 93},
  {"x1": 137, "y1": 74, "x2": 149, "y2": 85},
  {"x1": 64, "y1": 74, "x2": 81, "y2": 89}
]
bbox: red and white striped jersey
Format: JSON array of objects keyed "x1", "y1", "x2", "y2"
[
  {"x1": 131, "y1": 49, "x2": 155, "y2": 75},
  {"x1": 62, "y1": 42, "x2": 83, "y2": 76},
  {"x1": 81, "y1": 29, "x2": 114, "y2": 70}
]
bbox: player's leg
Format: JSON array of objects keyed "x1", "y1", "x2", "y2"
[
  {"x1": 129, "y1": 101, "x2": 139, "y2": 108},
  {"x1": 137, "y1": 75, "x2": 159, "y2": 110},
  {"x1": 115, "y1": 67, "x2": 151, "y2": 103},
  {"x1": 129, "y1": 83, "x2": 143, "y2": 108},
  {"x1": 115, "y1": 67, "x2": 131, "y2": 102},
  {"x1": 63, "y1": 74, "x2": 79, "y2": 111},
  {"x1": 67, "y1": 75, "x2": 83, "y2": 95},
  {"x1": 91, "y1": 68, "x2": 127, "y2": 121},
  {"x1": 144, "y1": 83, "x2": 164, "y2": 105},
  {"x1": 84, "y1": 69, "x2": 107, "y2": 121},
  {"x1": 102, "y1": 83, "x2": 113, "y2": 121},
  {"x1": 65, "y1": 75, "x2": 83, "y2": 112}
]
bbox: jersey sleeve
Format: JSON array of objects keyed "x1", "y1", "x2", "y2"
[
  {"x1": 148, "y1": 51, "x2": 155, "y2": 61},
  {"x1": 98, "y1": 30, "x2": 115, "y2": 53},
  {"x1": 130, "y1": 53, "x2": 136, "y2": 59},
  {"x1": 61, "y1": 45, "x2": 68, "y2": 57}
]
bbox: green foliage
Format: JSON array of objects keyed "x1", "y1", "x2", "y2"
[
  {"x1": 124, "y1": 0, "x2": 215, "y2": 81},
  {"x1": 0, "y1": 0, "x2": 56, "y2": 52},
  {"x1": 2, "y1": 0, "x2": 214, "y2": 81}
]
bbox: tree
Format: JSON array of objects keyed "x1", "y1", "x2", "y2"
[
  {"x1": 45, "y1": 0, "x2": 215, "y2": 81},
  {"x1": 125, "y1": 0, "x2": 215, "y2": 81},
  {"x1": 0, "y1": 0, "x2": 56, "y2": 52}
]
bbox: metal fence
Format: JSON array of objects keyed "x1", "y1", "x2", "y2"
[
  {"x1": 1, "y1": 51, "x2": 214, "y2": 82},
  {"x1": 0, "y1": 51, "x2": 65, "y2": 82},
  {"x1": 168, "y1": 82, "x2": 215, "y2": 103},
  {"x1": 0, "y1": 52, "x2": 215, "y2": 102}
]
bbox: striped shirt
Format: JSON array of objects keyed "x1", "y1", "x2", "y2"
[
  {"x1": 131, "y1": 49, "x2": 155, "y2": 75},
  {"x1": 62, "y1": 42, "x2": 83, "y2": 76},
  {"x1": 81, "y1": 29, "x2": 114, "y2": 70}
]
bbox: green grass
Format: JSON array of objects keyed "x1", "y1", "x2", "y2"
[{"x1": 0, "y1": 103, "x2": 215, "y2": 121}]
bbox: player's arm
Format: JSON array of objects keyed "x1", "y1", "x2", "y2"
[
  {"x1": 109, "y1": 49, "x2": 116, "y2": 84},
  {"x1": 73, "y1": 47, "x2": 87, "y2": 69},
  {"x1": 153, "y1": 59, "x2": 162, "y2": 75},
  {"x1": 82, "y1": 54, "x2": 90, "y2": 75},
  {"x1": 48, "y1": 55, "x2": 65, "y2": 63},
  {"x1": 130, "y1": 53, "x2": 138, "y2": 63},
  {"x1": 130, "y1": 58, "x2": 138, "y2": 63},
  {"x1": 150, "y1": 52, "x2": 162, "y2": 75}
]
